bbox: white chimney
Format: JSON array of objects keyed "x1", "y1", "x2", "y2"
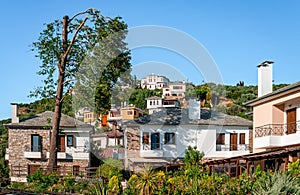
[
  {"x1": 257, "y1": 61, "x2": 273, "y2": 97},
  {"x1": 11, "y1": 103, "x2": 19, "y2": 123},
  {"x1": 188, "y1": 99, "x2": 201, "y2": 120}
]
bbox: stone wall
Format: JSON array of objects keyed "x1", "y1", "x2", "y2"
[
  {"x1": 126, "y1": 126, "x2": 140, "y2": 151},
  {"x1": 7, "y1": 128, "x2": 89, "y2": 180},
  {"x1": 8, "y1": 129, "x2": 50, "y2": 178}
]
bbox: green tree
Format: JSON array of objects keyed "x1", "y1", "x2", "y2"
[
  {"x1": 134, "y1": 165, "x2": 158, "y2": 195},
  {"x1": 184, "y1": 146, "x2": 204, "y2": 168},
  {"x1": 98, "y1": 158, "x2": 124, "y2": 181},
  {"x1": 31, "y1": 8, "x2": 131, "y2": 171}
]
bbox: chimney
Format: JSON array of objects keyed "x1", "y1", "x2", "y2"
[
  {"x1": 11, "y1": 103, "x2": 19, "y2": 123},
  {"x1": 188, "y1": 99, "x2": 201, "y2": 120},
  {"x1": 257, "y1": 61, "x2": 273, "y2": 97}
]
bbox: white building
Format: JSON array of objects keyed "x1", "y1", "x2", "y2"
[
  {"x1": 141, "y1": 74, "x2": 170, "y2": 90},
  {"x1": 124, "y1": 108, "x2": 252, "y2": 171},
  {"x1": 163, "y1": 82, "x2": 186, "y2": 99},
  {"x1": 145, "y1": 96, "x2": 179, "y2": 114}
]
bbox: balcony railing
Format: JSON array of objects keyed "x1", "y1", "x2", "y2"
[
  {"x1": 216, "y1": 144, "x2": 250, "y2": 152},
  {"x1": 255, "y1": 121, "x2": 300, "y2": 138}
]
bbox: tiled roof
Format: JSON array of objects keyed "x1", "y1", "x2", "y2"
[
  {"x1": 6, "y1": 111, "x2": 91, "y2": 129},
  {"x1": 145, "y1": 96, "x2": 163, "y2": 100},
  {"x1": 244, "y1": 81, "x2": 300, "y2": 106},
  {"x1": 124, "y1": 108, "x2": 252, "y2": 127},
  {"x1": 92, "y1": 130, "x2": 123, "y2": 138}
]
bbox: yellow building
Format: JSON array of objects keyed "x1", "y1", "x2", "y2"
[
  {"x1": 121, "y1": 106, "x2": 144, "y2": 121},
  {"x1": 83, "y1": 111, "x2": 95, "y2": 124}
]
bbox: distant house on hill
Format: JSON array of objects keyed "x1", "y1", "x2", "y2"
[
  {"x1": 163, "y1": 82, "x2": 186, "y2": 99},
  {"x1": 123, "y1": 107, "x2": 252, "y2": 172},
  {"x1": 5, "y1": 104, "x2": 93, "y2": 182},
  {"x1": 141, "y1": 73, "x2": 170, "y2": 90},
  {"x1": 145, "y1": 96, "x2": 179, "y2": 114}
]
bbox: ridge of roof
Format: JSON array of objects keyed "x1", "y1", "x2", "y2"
[
  {"x1": 244, "y1": 81, "x2": 300, "y2": 106},
  {"x1": 6, "y1": 111, "x2": 91, "y2": 129},
  {"x1": 124, "y1": 108, "x2": 252, "y2": 127}
]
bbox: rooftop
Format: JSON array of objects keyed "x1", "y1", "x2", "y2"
[
  {"x1": 124, "y1": 108, "x2": 252, "y2": 127},
  {"x1": 6, "y1": 111, "x2": 91, "y2": 129},
  {"x1": 245, "y1": 81, "x2": 300, "y2": 106}
]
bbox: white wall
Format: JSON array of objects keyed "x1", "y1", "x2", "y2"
[{"x1": 139, "y1": 125, "x2": 250, "y2": 159}]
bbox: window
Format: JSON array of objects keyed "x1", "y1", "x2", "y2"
[
  {"x1": 239, "y1": 133, "x2": 245, "y2": 144},
  {"x1": 164, "y1": 133, "x2": 175, "y2": 144},
  {"x1": 151, "y1": 133, "x2": 160, "y2": 150},
  {"x1": 31, "y1": 134, "x2": 42, "y2": 152},
  {"x1": 67, "y1": 135, "x2": 74, "y2": 147},
  {"x1": 216, "y1": 133, "x2": 225, "y2": 145},
  {"x1": 143, "y1": 132, "x2": 149, "y2": 144},
  {"x1": 73, "y1": 165, "x2": 80, "y2": 176},
  {"x1": 150, "y1": 101, "x2": 152, "y2": 105},
  {"x1": 127, "y1": 110, "x2": 133, "y2": 116},
  {"x1": 173, "y1": 85, "x2": 183, "y2": 90}
]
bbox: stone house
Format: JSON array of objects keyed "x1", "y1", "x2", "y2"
[{"x1": 5, "y1": 105, "x2": 93, "y2": 182}]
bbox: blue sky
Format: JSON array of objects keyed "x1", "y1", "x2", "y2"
[{"x1": 1, "y1": 0, "x2": 300, "y2": 119}]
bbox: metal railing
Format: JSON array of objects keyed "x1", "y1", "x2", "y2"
[
  {"x1": 255, "y1": 121, "x2": 300, "y2": 138},
  {"x1": 216, "y1": 144, "x2": 250, "y2": 152}
]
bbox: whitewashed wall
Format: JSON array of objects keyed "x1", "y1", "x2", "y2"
[{"x1": 139, "y1": 125, "x2": 250, "y2": 159}]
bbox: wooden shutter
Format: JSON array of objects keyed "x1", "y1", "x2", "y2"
[
  {"x1": 58, "y1": 135, "x2": 65, "y2": 152},
  {"x1": 239, "y1": 133, "x2": 245, "y2": 144},
  {"x1": 216, "y1": 133, "x2": 225, "y2": 145},
  {"x1": 230, "y1": 133, "x2": 237, "y2": 151},
  {"x1": 287, "y1": 108, "x2": 297, "y2": 134}
]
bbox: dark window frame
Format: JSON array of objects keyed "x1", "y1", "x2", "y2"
[
  {"x1": 73, "y1": 165, "x2": 80, "y2": 176},
  {"x1": 31, "y1": 134, "x2": 42, "y2": 152},
  {"x1": 216, "y1": 133, "x2": 225, "y2": 145},
  {"x1": 164, "y1": 132, "x2": 175, "y2": 144},
  {"x1": 239, "y1": 133, "x2": 246, "y2": 144},
  {"x1": 67, "y1": 135, "x2": 75, "y2": 147}
]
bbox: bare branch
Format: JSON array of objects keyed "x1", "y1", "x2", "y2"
[
  {"x1": 60, "y1": 87, "x2": 73, "y2": 103},
  {"x1": 68, "y1": 8, "x2": 93, "y2": 23},
  {"x1": 63, "y1": 78, "x2": 76, "y2": 85},
  {"x1": 63, "y1": 16, "x2": 88, "y2": 63}
]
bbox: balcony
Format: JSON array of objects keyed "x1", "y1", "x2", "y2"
[
  {"x1": 46, "y1": 146, "x2": 89, "y2": 160},
  {"x1": 140, "y1": 143, "x2": 163, "y2": 157},
  {"x1": 24, "y1": 152, "x2": 42, "y2": 159},
  {"x1": 254, "y1": 121, "x2": 300, "y2": 149},
  {"x1": 216, "y1": 144, "x2": 250, "y2": 152}
]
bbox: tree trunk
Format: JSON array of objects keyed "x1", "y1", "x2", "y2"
[{"x1": 48, "y1": 15, "x2": 69, "y2": 171}]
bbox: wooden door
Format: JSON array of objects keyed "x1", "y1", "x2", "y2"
[
  {"x1": 58, "y1": 135, "x2": 65, "y2": 152},
  {"x1": 230, "y1": 133, "x2": 237, "y2": 151},
  {"x1": 28, "y1": 165, "x2": 40, "y2": 175},
  {"x1": 287, "y1": 108, "x2": 297, "y2": 134}
]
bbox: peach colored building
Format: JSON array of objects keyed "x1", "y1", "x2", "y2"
[
  {"x1": 205, "y1": 61, "x2": 300, "y2": 176},
  {"x1": 246, "y1": 81, "x2": 300, "y2": 153}
]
